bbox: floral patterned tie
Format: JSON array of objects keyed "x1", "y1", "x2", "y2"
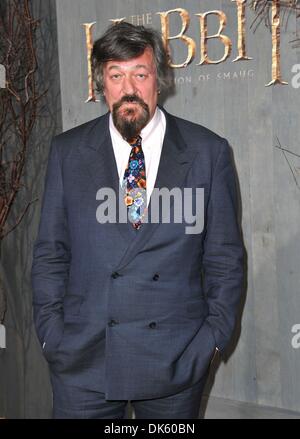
[{"x1": 122, "y1": 135, "x2": 147, "y2": 230}]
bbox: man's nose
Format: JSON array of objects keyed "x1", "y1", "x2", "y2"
[{"x1": 122, "y1": 76, "x2": 136, "y2": 95}]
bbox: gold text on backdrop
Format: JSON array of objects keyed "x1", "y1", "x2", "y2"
[{"x1": 82, "y1": 0, "x2": 288, "y2": 102}]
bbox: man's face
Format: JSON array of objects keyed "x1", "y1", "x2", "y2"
[{"x1": 102, "y1": 47, "x2": 158, "y2": 140}]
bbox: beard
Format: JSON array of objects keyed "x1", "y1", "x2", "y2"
[{"x1": 112, "y1": 94, "x2": 150, "y2": 142}]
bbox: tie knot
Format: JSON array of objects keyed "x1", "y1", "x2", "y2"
[{"x1": 129, "y1": 135, "x2": 142, "y2": 147}]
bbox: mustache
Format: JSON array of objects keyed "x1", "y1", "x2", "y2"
[
  {"x1": 112, "y1": 94, "x2": 150, "y2": 141},
  {"x1": 113, "y1": 94, "x2": 149, "y2": 112}
]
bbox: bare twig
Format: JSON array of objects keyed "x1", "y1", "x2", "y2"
[
  {"x1": 0, "y1": 0, "x2": 45, "y2": 322},
  {"x1": 275, "y1": 144, "x2": 300, "y2": 158},
  {"x1": 249, "y1": 0, "x2": 300, "y2": 44},
  {"x1": 1, "y1": 198, "x2": 38, "y2": 239},
  {"x1": 0, "y1": 0, "x2": 45, "y2": 241},
  {"x1": 275, "y1": 137, "x2": 300, "y2": 189}
]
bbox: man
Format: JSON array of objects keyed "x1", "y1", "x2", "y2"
[{"x1": 31, "y1": 22, "x2": 244, "y2": 419}]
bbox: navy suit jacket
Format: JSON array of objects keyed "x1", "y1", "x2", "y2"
[{"x1": 31, "y1": 108, "x2": 244, "y2": 400}]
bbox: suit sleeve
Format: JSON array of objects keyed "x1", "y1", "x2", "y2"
[
  {"x1": 31, "y1": 138, "x2": 70, "y2": 350},
  {"x1": 202, "y1": 139, "x2": 244, "y2": 355}
]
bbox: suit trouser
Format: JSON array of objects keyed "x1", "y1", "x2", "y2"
[{"x1": 51, "y1": 372, "x2": 209, "y2": 419}]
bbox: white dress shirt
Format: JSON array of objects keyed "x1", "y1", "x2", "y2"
[{"x1": 109, "y1": 107, "x2": 166, "y2": 207}]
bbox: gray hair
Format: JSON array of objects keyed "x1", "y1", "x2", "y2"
[{"x1": 91, "y1": 22, "x2": 173, "y2": 96}]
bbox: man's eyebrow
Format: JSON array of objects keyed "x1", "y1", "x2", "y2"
[
  {"x1": 107, "y1": 65, "x2": 122, "y2": 71},
  {"x1": 107, "y1": 64, "x2": 150, "y2": 71},
  {"x1": 134, "y1": 64, "x2": 149, "y2": 70}
]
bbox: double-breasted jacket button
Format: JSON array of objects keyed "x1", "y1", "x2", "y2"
[
  {"x1": 152, "y1": 273, "x2": 159, "y2": 281},
  {"x1": 149, "y1": 322, "x2": 157, "y2": 329},
  {"x1": 108, "y1": 319, "x2": 119, "y2": 327},
  {"x1": 111, "y1": 272, "x2": 120, "y2": 279}
]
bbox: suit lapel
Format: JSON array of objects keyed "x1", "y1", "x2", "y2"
[{"x1": 77, "y1": 113, "x2": 135, "y2": 245}]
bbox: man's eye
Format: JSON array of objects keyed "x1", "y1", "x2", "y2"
[
  {"x1": 136, "y1": 74, "x2": 147, "y2": 79},
  {"x1": 111, "y1": 74, "x2": 122, "y2": 80}
]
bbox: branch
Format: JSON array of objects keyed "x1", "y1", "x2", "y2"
[
  {"x1": 0, "y1": 197, "x2": 38, "y2": 239},
  {"x1": 275, "y1": 137, "x2": 300, "y2": 189},
  {"x1": 275, "y1": 145, "x2": 300, "y2": 158}
]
